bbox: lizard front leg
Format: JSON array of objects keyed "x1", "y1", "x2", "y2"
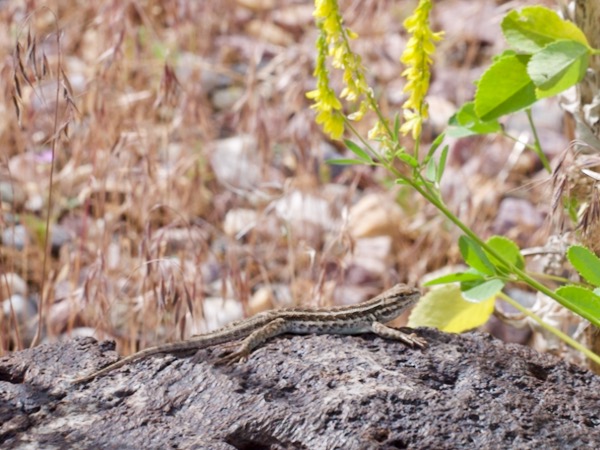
[
  {"x1": 215, "y1": 317, "x2": 289, "y2": 365},
  {"x1": 371, "y1": 322, "x2": 427, "y2": 348}
]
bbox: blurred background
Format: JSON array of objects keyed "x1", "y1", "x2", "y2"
[{"x1": 0, "y1": 0, "x2": 569, "y2": 358}]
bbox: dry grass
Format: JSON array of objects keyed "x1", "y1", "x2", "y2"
[{"x1": 0, "y1": 0, "x2": 570, "y2": 356}]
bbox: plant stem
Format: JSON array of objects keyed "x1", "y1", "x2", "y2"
[
  {"x1": 344, "y1": 119, "x2": 380, "y2": 161},
  {"x1": 525, "y1": 108, "x2": 551, "y2": 172},
  {"x1": 501, "y1": 131, "x2": 538, "y2": 153},
  {"x1": 499, "y1": 292, "x2": 600, "y2": 366},
  {"x1": 386, "y1": 163, "x2": 600, "y2": 329}
]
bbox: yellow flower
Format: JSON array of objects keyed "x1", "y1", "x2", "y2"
[
  {"x1": 314, "y1": 0, "x2": 335, "y2": 20},
  {"x1": 317, "y1": 109, "x2": 345, "y2": 139},
  {"x1": 399, "y1": 0, "x2": 443, "y2": 139},
  {"x1": 399, "y1": 109, "x2": 423, "y2": 140},
  {"x1": 368, "y1": 121, "x2": 387, "y2": 141},
  {"x1": 308, "y1": 0, "x2": 377, "y2": 139},
  {"x1": 305, "y1": 31, "x2": 344, "y2": 139}
]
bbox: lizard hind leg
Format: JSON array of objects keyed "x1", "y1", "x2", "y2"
[
  {"x1": 371, "y1": 322, "x2": 427, "y2": 348},
  {"x1": 214, "y1": 317, "x2": 289, "y2": 366},
  {"x1": 192, "y1": 339, "x2": 239, "y2": 363}
]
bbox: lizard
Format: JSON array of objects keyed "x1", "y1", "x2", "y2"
[{"x1": 72, "y1": 283, "x2": 425, "y2": 384}]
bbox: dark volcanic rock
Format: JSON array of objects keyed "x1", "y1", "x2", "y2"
[{"x1": 1, "y1": 328, "x2": 599, "y2": 449}]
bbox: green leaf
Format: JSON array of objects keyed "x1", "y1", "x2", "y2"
[
  {"x1": 436, "y1": 145, "x2": 449, "y2": 184},
  {"x1": 555, "y1": 285, "x2": 600, "y2": 328},
  {"x1": 422, "y1": 134, "x2": 446, "y2": 180},
  {"x1": 446, "y1": 127, "x2": 476, "y2": 139},
  {"x1": 566, "y1": 245, "x2": 600, "y2": 286},
  {"x1": 448, "y1": 102, "x2": 502, "y2": 137},
  {"x1": 462, "y1": 279, "x2": 505, "y2": 302},
  {"x1": 528, "y1": 40, "x2": 589, "y2": 99},
  {"x1": 425, "y1": 157, "x2": 437, "y2": 182},
  {"x1": 326, "y1": 158, "x2": 365, "y2": 165},
  {"x1": 475, "y1": 54, "x2": 537, "y2": 121},
  {"x1": 424, "y1": 271, "x2": 485, "y2": 286},
  {"x1": 393, "y1": 112, "x2": 401, "y2": 141},
  {"x1": 396, "y1": 152, "x2": 419, "y2": 168},
  {"x1": 408, "y1": 284, "x2": 495, "y2": 333},
  {"x1": 459, "y1": 236, "x2": 496, "y2": 276},
  {"x1": 502, "y1": 6, "x2": 589, "y2": 53},
  {"x1": 21, "y1": 213, "x2": 48, "y2": 246},
  {"x1": 424, "y1": 132, "x2": 446, "y2": 163},
  {"x1": 344, "y1": 139, "x2": 372, "y2": 162},
  {"x1": 493, "y1": 49, "x2": 517, "y2": 62},
  {"x1": 485, "y1": 235, "x2": 525, "y2": 270}
]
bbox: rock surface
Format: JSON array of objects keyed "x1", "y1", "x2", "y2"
[{"x1": 1, "y1": 328, "x2": 599, "y2": 449}]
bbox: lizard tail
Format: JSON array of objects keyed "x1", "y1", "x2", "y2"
[{"x1": 71, "y1": 345, "x2": 168, "y2": 384}]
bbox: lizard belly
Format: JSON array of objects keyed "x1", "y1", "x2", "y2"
[{"x1": 284, "y1": 320, "x2": 373, "y2": 335}]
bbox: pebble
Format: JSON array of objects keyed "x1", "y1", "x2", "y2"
[
  {"x1": 1, "y1": 225, "x2": 30, "y2": 250},
  {"x1": 0, "y1": 181, "x2": 26, "y2": 206}
]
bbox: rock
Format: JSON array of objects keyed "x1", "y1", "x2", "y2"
[
  {"x1": 493, "y1": 197, "x2": 544, "y2": 236},
  {"x1": 223, "y1": 208, "x2": 258, "y2": 237},
  {"x1": 245, "y1": 20, "x2": 294, "y2": 47},
  {"x1": 236, "y1": 0, "x2": 274, "y2": 12},
  {"x1": 1, "y1": 225, "x2": 30, "y2": 250},
  {"x1": 272, "y1": 4, "x2": 314, "y2": 28},
  {"x1": 427, "y1": 95, "x2": 457, "y2": 134},
  {"x1": 211, "y1": 86, "x2": 245, "y2": 111},
  {"x1": 192, "y1": 296, "x2": 245, "y2": 335},
  {"x1": 50, "y1": 225, "x2": 73, "y2": 256},
  {"x1": 1, "y1": 329, "x2": 599, "y2": 449},
  {"x1": 348, "y1": 193, "x2": 406, "y2": 238},
  {"x1": 1, "y1": 294, "x2": 37, "y2": 345},
  {"x1": 0, "y1": 272, "x2": 27, "y2": 299},
  {"x1": 0, "y1": 181, "x2": 26, "y2": 207},
  {"x1": 210, "y1": 135, "x2": 261, "y2": 189},
  {"x1": 274, "y1": 190, "x2": 334, "y2": 230},
  {"x1": 1, "y1": 294, "x2": 35, "y2": 319},
  {"x1": 248, "y1": 285, "x2": 274, "y2": 316},
  {"x1": 343, "y1": 236, "x2": 393, "y2": 277},
  {"x1": 24, "y1": 193, "x2": 44, "y2": 212}
]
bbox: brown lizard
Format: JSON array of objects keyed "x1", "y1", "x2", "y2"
[{"x1": 72, "y1": 283, "x2": 425, "y2": 384}]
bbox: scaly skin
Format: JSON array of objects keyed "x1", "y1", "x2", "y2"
[{"x1": 72, "y1": 284, "x2": 424, "y2": 384}]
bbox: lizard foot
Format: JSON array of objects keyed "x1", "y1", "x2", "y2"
[{"x1": 214, "y1": 350, "x2": 249, "y2": 366}]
